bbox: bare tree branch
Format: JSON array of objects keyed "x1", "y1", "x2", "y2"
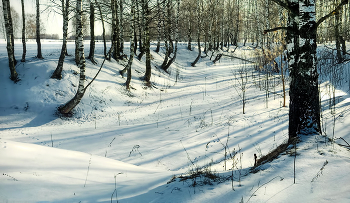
[
  {"x1": 263, "y1": 26, "x2": 291, "y2": 34},
  {"x1": 316, "y1": 0, "x2": 349, "y2": 28}
]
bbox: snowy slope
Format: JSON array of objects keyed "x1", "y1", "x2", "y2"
[{"x1": 1, "y1": 40, "x2": 350, "y2": 202}]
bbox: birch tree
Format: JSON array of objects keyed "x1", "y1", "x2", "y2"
[
  {"x1": 119, "y1": 0, "x2": 124, "y2": 54},
  {"x1": 51, "y1": 0, "x2": 70, "y2": 79},
  {"x1": 191, "y1": 0, "x2": 202, "y2": 67},
  {"x1": 2, "y1": 0, "x2": 18, "y2": 82},
  {"x1": 141, "y1": 0, "x2": 152, "y2": 84},
  {"x1": 137, "y1": 0, "x2": 146, "y2": 60},
  {"x1": 160, "y1": 0, "x2": 173, "y2": 69},
  {"x1": 95, "y1": 0, "x2": 107, "y2": 58},
  {"x1": 88, "y1": 0, "x2": 97, "y2": 64},
  {"x1": 266, "y1": 0, "x2": 349, "y2": 141},
  {"x1": 58, "y1": 0, "x2": 87, "y2": 115},
  {"x1": 125, "y1": 0, "x2": 136, "y2": 90},
  {"x1": 36, "y1": 0, "x2": 43, "y2": 59},
  {"x1": 162, "y1": 0, "x2": 180, "y2": 71},
  {"x1": 154, "y1": 0, "x2": 162, "y2": 53},
  {"x1": 21, "y1": 0, "x2": 26, "y2": 62},
  {"x1": 111, "y1": 0, "x2": 121, "y2": 60}
]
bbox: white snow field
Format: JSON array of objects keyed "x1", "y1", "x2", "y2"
[{"x1": 1, "y1": 40, "x2": 350, "y2": 203}]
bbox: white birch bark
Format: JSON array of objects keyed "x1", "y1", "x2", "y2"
[
  {"x1": 36, "y1": 0, "x2": 43, "y2": 59},
  {"x1": 51, "y1": 0, "x2": 69, "y2": 79},
  {"x1": 126, "y1": 0, "x2": 135, "y2": 90},
  {"x1": 288, "y1": 0, "x2": 320, "y2": 138},
  {"x1": 2, "y1": 0, "x2": 18, "y2": 81},
  {"x1": 119, "y1": 0, "x2": 124, "y2": 53},
  {"x1": 59, "y1": 0, "x2": 87, "y2": 115},
  {"x1": 21, "y1": 0, "x2": 26, "y2": 62},
  {"x1": 191, "y1": 0, "x2": 202, "y2": 67}
]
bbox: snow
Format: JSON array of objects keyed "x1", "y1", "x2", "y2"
[{"x1": 1, "y1": 40, "x2": 350, "y2": 202}]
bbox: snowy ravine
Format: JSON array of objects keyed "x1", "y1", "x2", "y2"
[{"x1": 1, "y1": 40, "x2": 350, "y2": 203}]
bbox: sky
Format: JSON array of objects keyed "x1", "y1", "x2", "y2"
[{"x1": 9, "y1": 0, "x2": 105, "y2": 39}]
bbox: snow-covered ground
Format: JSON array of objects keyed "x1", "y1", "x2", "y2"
[{"x1": 1, "y1": 40, "x2": 350, "y2": 202}]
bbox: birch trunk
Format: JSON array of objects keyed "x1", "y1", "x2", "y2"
[
  {"x1": 187, "y1": 19, "x2": 192, "y2": 51},
  {"x1": 160, "y1": 0, "x2": 171, "y2": 69},
  {"x1": 288, "y1": 0, "x2": 320, "y2": 138},
  {"x1": 155, "y1": 0, "x2": 161, "y2": 53},
  {"x1": 162, "y1": 0, "x2": 180, "y2": 71},
  {"x1": 136, "y1": 0, "x2": 143, "y2": 53},
  {"x1": 21, "y1": 0, "x2": 26, "y2": 62},
  {"x1": 191, "y1": 0, "x2": 201, "y2": 67},
  {"x1": 2, "y1": 0, "x2": 18, "y2": 81},
  {"x1": 59, "y1": 0, "x2": 87, "y2": 115},
  {"x1": 125, "y1": 0, "x2": 135, "y2": 90},
  {"x1": 51, "y1": 0, "x2": 69, "y2": 79},
  {"x1": 88, "y1": 1, "x2": 97, "y2": 64},
  {"x1": 36, "y1": 0, "x2": 43, "y2": 59},
  {"x1": 119, "y1": 0, "x2": 124, "y2": 53},
  {"x1": 142, "y1": 0, "x2": 151, "y2": 84},
  {"x1": 111, "y1": 0, "x2": 120, "y2": 60},
  {"x1": 137, "y1": 0, "x2": 146, "y2": 60},
  {"x1": 95, "y1": 0, "x2": 107, "y2": 58}
]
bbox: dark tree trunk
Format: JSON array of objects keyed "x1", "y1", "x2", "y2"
[
  {"x1": 187, "y1": 20, "x2": 192, "y2": 51},
  {"x1": 335, "y1": 10, "x2": 343, "y2": 63},
  {"x1": 287, "y1": 0, "x2": 320, "y2": 139},
  {"x1": 126, "y1": 0, "x2": 136, "y2": 90},
  {"x1": 36, "y1": 0, "x2": 43, "y2": 59},
  {"x1": 137, "y1": 0, "x2": 143, "y2": 54},
  {"x1": 95, "y1": 0, "x2": 107, "y2": 58},
  {"x1": 119, "y1": 0, "x2": 124, "y2": 54},
  {"x1": 268, "y1": 0, "x2": 349, "y2": 141},
  {"x1": 142, "y1": 0, "x2": 151, "y2": 84},
  {"x1": 88, "y1": 1, "x2": 97, "y2": 64},
  {"x1": 133, "y1": 29, "x2": 137, "y2": 55},
  {"x1": 160, "y1": 0, "x2": 173, "y2": 69},
  {"x1": 2, "y1": 0, "x2": 18, "y2": 82},
  {"x1": 161, "y1": 40, "x2": 169, "y2": 68},
  {"x1": 51, "y1": 0, "x2": 69, "y2": 79},
  {"x1": 155, "y1": 0, "x2": 161, "y2": 53},
  {"x1": 21, "y1": 0, "x2": 26, "y2": 62},
  {"x1": 191, "y1": 0, "x2": 201, "y2": 67},
  {"x1": 111, "y1": 0, "x2": 120, "y2": 60},
  {"x1": 162, "y1": 0, "x2": 180, "y2": 71}
]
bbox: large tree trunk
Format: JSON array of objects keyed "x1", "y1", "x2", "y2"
[
  {"x1": 59, "y1": 0, "x2": 86, "y2": 115},
  {"x1": 162, "y1": 0, "x2": 180, "y2": 71},
  {"x1": 95, "y1": 0, "x2": 107, "y2": 58},
  {"x1": 191, "y1": 0, "x2": 201, "y2": 67},
  {"x1": 335, "y1": 6, "x2": 342, "y2": 63},
  {"x1": 119, "y1": 0, "x2": 124, "y2": 54},
  {"x1": 288, "y1": 0, "x2": 320, "y2": 139},
  {"x1": 136, "y1": 0, "x2": 143, "y2": 54},
  {"x1": 88, "y1": 1, "x2": 97, "y2": 64},
  {"x1": 21, "y1": 0, "x2": 26, "y2": 62},
  {"x1": 111, "y1": 0, "x2": 120, "y2": 60},
  {"x1": 137, "y1": 0, "x2": 146, "y2": 60},
  {"x1": 2, "y1": 0, "x2": 18, "y2": 82},
  {"x1": 125, "y1": 0, "x2": 136, "y2": 90},
  {"x1": 51, "y1": 0, "x2": 69, "y2": 79},
  {"x1": 133, "y1": 29, "x2": 137, "y2": 55},
  {"x1": 155, "y1": 0, "x2": 161, "y2": 53},
  {"x1": 267, "y1": 0, "x2": 349, "y2": 141},
  {"x1": 141, "y1": 0, "x2": 151, "y2": 84},
  {"x1": 187, "y1": 19, "x2": 192, "y2": 51},
  {"x1": 160, "y1": 0, "x2": 173, "y2": 69},
  {"x1": 36, "y1": 0, "x2": 43, "y2": 59}
]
